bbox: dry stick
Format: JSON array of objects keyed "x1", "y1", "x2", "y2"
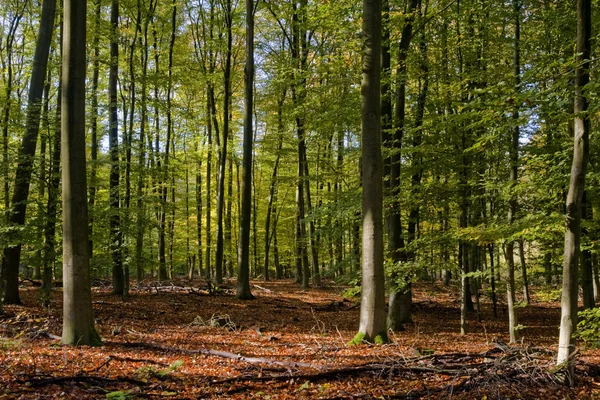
[{"x1": 119, "y1": 341, "x2": 313, "y2": 369}]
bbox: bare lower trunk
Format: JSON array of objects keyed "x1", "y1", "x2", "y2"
[
  {"x1": 557, "y1": 0, "x2": 591, "y2": 379},
  {"x1": 61, "y1": 0, "x2": 100, "y2": 346}
]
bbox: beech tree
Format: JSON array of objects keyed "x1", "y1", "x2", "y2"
[
  {"x1": 350, "y1": 0, "x2": 387, "y2": 345},
  {"x1": 61, "y1": 0, "x2": 100, "y2": 346},
  {"x1": 0, "y1": 0, "x2": 56, "y2": 306},
  {"x1": 556, "y1": 0, "x2": 591, "y2": 380},
  {"x1": 237, "y1": 0, "x2": 256, "y2": 300}
]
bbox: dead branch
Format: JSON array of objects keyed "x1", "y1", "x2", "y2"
[
  {"x1": 118, "y1": 341, "x2": 313, "y2": 368},
  {"x1": 22, "y1": 375, "x2": 146, "y2": 388}
]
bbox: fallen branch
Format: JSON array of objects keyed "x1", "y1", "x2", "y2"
[
  {"x1": 22, "y1": 375, "x2": 146, "y2": 388},
  {"x1": 118, "y1": 341, "x2": 313, "y2": 369}
]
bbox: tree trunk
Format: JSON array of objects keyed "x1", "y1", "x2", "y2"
[
  {"x1": 88, "y1": 0, "x2": 101, "y2": 259},
  {"x1": 1, "y1": 0, "x2": 56, "y2": 305},
  {"x1": 581, "y1": 192, "x2": 594, "y2": 309},
  {"x1": 556, "y1": 0, "x2": 591, "y2": 378},
  {"x1": 215, "y1": 0, "x2": 233, "y2": 285},
  {"x1": 109, "y1": 0, "x2": 124, "y2": 296},
  {"x1": 135, "y1": 0, "x2": 153, "y2": 284},
  {"x1": 264, "y1": 99, "x2": 284, "y2": 281},
  {"x1": 61, "y1": 0, "x2": 101, "y2": 346},
  {"x1": 237, "y1": 0, "x2": 255, "y2": 300},
  {"x1": 518, "y1": 240, "x2": 530, "y2": 305},
  {"x1": 386, "y1": 0, "x2": 418, "y2": 331},
  {"x1": 352, "y1": 0, "x2": 387, "y2": 345}
]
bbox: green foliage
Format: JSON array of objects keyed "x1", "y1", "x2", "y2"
[
  {"x1": 342, "y1": 285, "x2": 361, "y2": 301},
  {"x1": 106, "y1": 391, "x2": 131, "y2": 400},
  {"x1": 535, "y1": 288, "x2": 562, "y2": 303},
  {"x1": 575, "y1": 308, "x2": 600, "y2": 349},
  {"x1": 135, "y1": 360, "x2": 183, "y2": 380}
]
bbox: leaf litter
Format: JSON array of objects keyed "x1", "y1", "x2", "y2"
[{"x1": 0, "y1": 279, "x2": 599, "y2": 399}]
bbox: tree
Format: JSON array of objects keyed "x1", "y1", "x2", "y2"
[
  {"x1": 109, "y1": 0, "x2": 124, "y2": 295},
  {"x1": 350, "y1": 0, "x2": 387, "y2": 345},
  {"x1": 61, "y1": 0, "x2": 101, "y2": 346},
  {"x1": 0, "y1": 0, "x2": 56, "y2": 305},
  {"x1": 556, "y1": 0, "x2": 591, "y2": 380},
  {"x1": 237, "y1": 0, "x2": 256, "y2": 300}
]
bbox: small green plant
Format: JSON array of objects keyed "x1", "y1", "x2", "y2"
[
  {"x1": 135, "y1": 360, "x2": 184, "y2": 380},
  {"x1": 535, "y1": 288, "x2": 562, "y2": 302},
  {"x1": 342, "y1": 286, "x2": 361, "y2": 301},
  {"x1": 106, "y1": 391, "x2": 131, "y2": 400},
  {"x1": 575, "y1": 308, "x2": 600, "y2": 348}
]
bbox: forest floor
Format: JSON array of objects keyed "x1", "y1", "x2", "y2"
[{"x1": 1, "y1": 279, "x2": 599, "y2": 399}]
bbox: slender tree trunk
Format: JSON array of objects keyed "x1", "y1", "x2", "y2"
[
  {"x1": 264, "y1": 113, "x2": 284, "y2": 281},
  {"x1": 236, "y1": 0, "x2": 255, "y2": 300},
  {"x1": 205, "y1": 91, "x2": 214, "y2": 280},
  {"x1": 42, "y1": 77, "x2": 61, "y2": 298},
  {"x1": 196, "y1": 152, "x2": 203, "y2": 277},
  {"x1": 61, "y1": 0, "x2": 101, "y2": 346},
  {"x1": 215, "y1": 0, "x2": 233, "y2": 285},
  {"x1": 109, "y1": 0, "x2": 124, "y2": 295},
  {"x1": 135, "y1": 0, "x2": 152, "y2": 284},
  {"x1": 1, "y1": 0, "x2": 56, "y2": 305},
  {"x1": 518, "y1": 240, "x2": 530, "y2": 305},
  {"x1": 556, "y1": 0, "x2": 591, "y2": 378},
  {"x1": 387, "y1": 0, "x2": 418, "y2": 331},
  {"x1": 225, "y1": 154, "x2": 233, "y2": 277},
  {"x1": 581, "y1": 192, "x2": 595, "y2": 309},
  {"x1": 88, "y1": 0, "x2": 101, "y2": 258}
]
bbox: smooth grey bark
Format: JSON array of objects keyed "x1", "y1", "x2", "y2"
[
  {"x1": 61, "y1": 0, "x2": 101, "y2": 346},
  {"x1": 109, "y1": 0, "x2": 124, "y2": 295},
  {"x1": 353, "y1": 0, "x2": 387, "y2": 344},
  {"x1": 557, "y1": 0, "x2": 591, "y2": 377},
  {"x1": 1, "y1": 0, "x2": 56, "y2": 305},
  {"x1": 236, "y1": 0, "x2": 255, "y2": 300}
]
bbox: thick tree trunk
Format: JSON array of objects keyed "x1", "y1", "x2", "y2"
[
  {"x1": 352, "y1": 0, "x2": 387, "y2": 345},
  {"x1": 556, "y1": 0, "x2": 591, "y2": 378},
  {"x1": 237, "y1": 0, "x2": 255, "y2": 300},
  {"x1": 61, "y1": 0, "x2": 101, "y2": 346}
]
